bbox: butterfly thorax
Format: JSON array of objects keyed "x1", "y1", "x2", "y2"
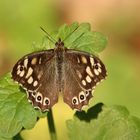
[{"x1": 55, "y1": 39, "x2": 65, "y2": 58}]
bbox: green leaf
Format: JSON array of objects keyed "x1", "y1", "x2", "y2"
[
  {"x1": 0, "y1": 73, "x2": 47, "y2": 139},
  {"x1": 67, "y1": 103, "x2": 140, "y2": 140},
  {"x1": 38, "y1": 22, "x2": 107, "y2": 53},
  {"x1": 69, "y1": 31, "x2": 107, "y2": 54}
]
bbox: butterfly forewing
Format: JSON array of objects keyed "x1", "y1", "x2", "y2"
[
  {"x1": 12, "y1": 50, "x2": 59, "y2": 111},
  {"x1": 66, "y1": 50, "x2": 107, "y2": 89},
  {"x1": 63, "y1": 49, "x2": 107, "y2": 110}
]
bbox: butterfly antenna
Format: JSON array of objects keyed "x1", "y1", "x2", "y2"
[
  {"x1": 66, "y1": 32, "x2": 85, "y2": 49},
  {"x1": 40, "y1": 27, "x2": 56, "y2": 43},
  {"x1": 62, "y1": 26, "x2": 79, "y2": 42}
]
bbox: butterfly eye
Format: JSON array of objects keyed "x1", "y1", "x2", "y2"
[{"x1": 72, "y1": 97, "x2": 78, "y2": 105}]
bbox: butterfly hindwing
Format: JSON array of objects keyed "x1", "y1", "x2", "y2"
[
  {"x1": 12, "y1": 50, "x2": 59, "y2": 111},
  {"x1": 63, "y1": 61, "x2": 93, "y2": 110},
  {"x1": 63, "y1": 49, "x2": 107, "y2": 110}
]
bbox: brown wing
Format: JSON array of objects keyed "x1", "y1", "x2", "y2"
[
  {"x1": 63, "y1": 49, "x2": 107, "y2": 110},
  {"x1": 12, "y1": 50, "x2": 59, "y2": 112}
]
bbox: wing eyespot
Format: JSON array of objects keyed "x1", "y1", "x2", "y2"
[
  {"x1": 80, "y1": 95, "x2": 84, "y2": 100},
  {"x1": 37, "y1": 96, "x2": 41, "y2": 101},
  {"x1": 16, "y1": 65, "x2": 25, "y2": 76},
  {"x1": 43, "y1": 97, "x2": 50, "y2": 106},
  {"x1": 94, "y1": 64, "x2": 99, "y2": 69},
  {"x1": 79, "y1": 91, "x2": 86, "y2": 103},
  {"x1": 19, "y1": 66, "x2": 24, "y2": 71},
  {"x1": 72, "y1": 97, "x2": 78, "y2": 105},
  {"x1": 94, "y1": 62, "x2": 102, "y2": 75},
  {"x1": 36, "y1": 92, "x2": 43, "y2": 103}
]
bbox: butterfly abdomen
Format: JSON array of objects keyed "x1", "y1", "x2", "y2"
[{"x1": 55, "y1": 48, "x2": 65, "y2": 92}]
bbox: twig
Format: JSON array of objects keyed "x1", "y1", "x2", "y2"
[{"x1": 47, "y1": 109, "x2": 57, "y2": 140}]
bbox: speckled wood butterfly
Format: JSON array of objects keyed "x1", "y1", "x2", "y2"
[{"x1": 12, "y1": 32, "x2": 107, "y2": 112}]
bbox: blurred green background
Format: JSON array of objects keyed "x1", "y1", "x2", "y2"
[{"x1": 0, "y1": 0, "x2": 140, "y2": 140}]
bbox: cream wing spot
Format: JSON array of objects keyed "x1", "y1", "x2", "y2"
[
  {"x1": 31, "y1": 57, "x2": 37, "y2": 65},
  {"x1": 19, "y1": 70, "x2": 25, "y2": 77},
  {"x1": 17, "y1": 65, "x2": 21, "y2": 69},
  {"x1": 17, "y1": 69, "x2": 21, "y2": 75},
  {"x1": 94, "y1": 69, "x2": 99, "y2": 75},
  {"x1": 86, "y1": 75, "x2": 92, "y2": 83},
  {"x1": 81, "y1": 56, "x2": 87, "y2": 64},
  {"x1": 97, "y1": 63, "x2": 102, "y2": 68},
  {"x1": 90, "y1": 57, "x2": 94, "y2": 66},
  {"x1": 26, "y1": 67, "x2": 33, "y2": 79},
  {"x1": 33, "y1": 80, "x2": 38, "y2": 87},
  {"x1": 82, "y1": 80, "x2": 86, "y2": 86},
  {"x1": 86, "y1": 66, "x2": 94, "y2": 77},
  {"x1": 27, "y1": 76, "x2": 33, "y2": 84},
  {"x1": 24, "y1": 58, "x2": 28, "y2": 68}
]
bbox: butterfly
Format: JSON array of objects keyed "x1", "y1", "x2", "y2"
[{"x1": 12, "y1": 37, "x2": 107, "y2": 112}]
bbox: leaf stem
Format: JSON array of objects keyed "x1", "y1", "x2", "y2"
[{"x1": 47, "y1": 109, "x2": 57, "y2": 140}]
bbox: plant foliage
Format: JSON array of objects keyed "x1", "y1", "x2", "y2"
[{"x1": 67, "y1": 103, "x2": 140, "y2": 140}]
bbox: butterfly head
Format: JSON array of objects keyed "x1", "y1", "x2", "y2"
[{"x1": 55, "y1": 38, "x2": 64, "y2": 49}]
